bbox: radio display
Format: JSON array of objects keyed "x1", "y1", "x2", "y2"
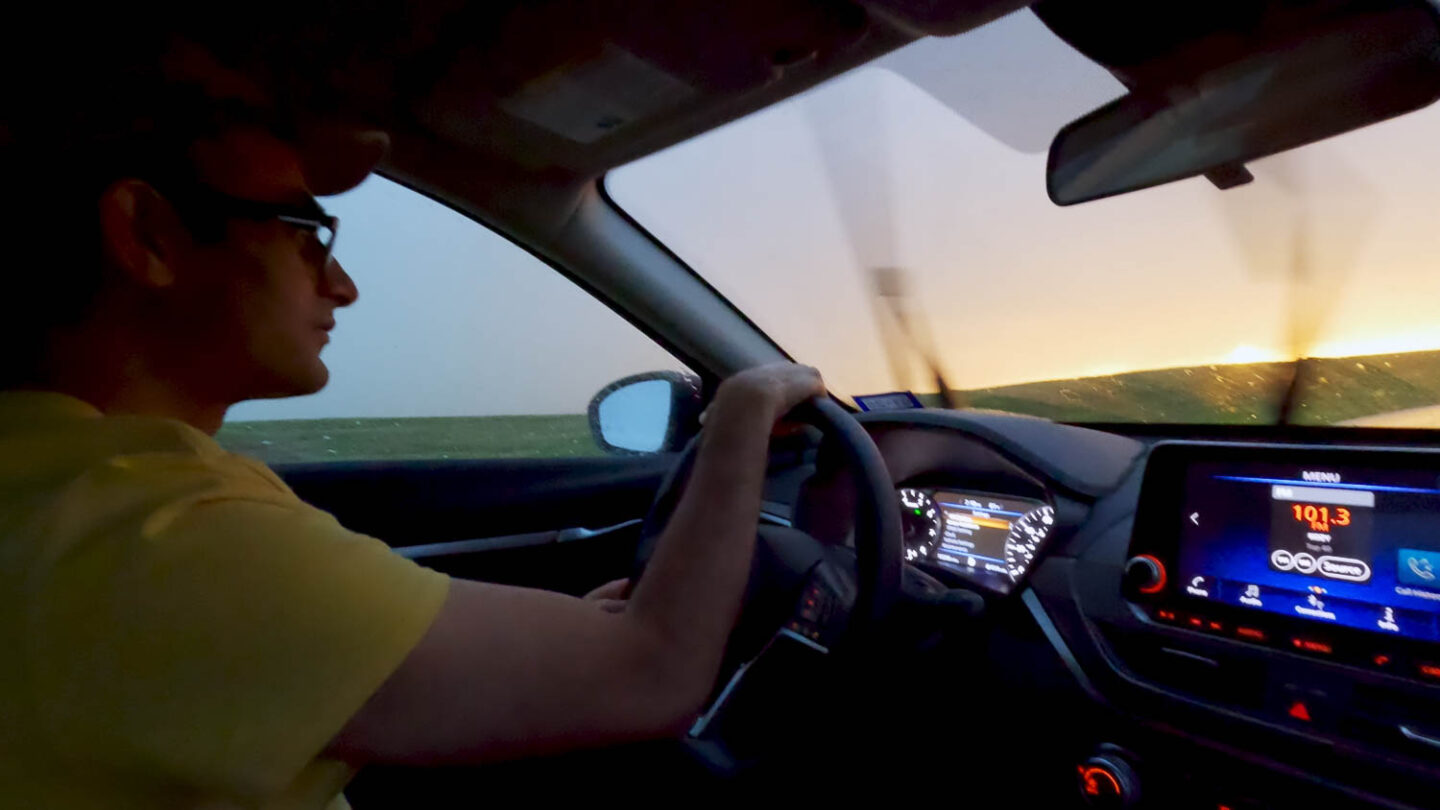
[{"x1": 1177, "y1": 460, "x2": 1440, "y2": 643}]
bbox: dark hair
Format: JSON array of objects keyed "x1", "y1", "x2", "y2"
[
  {"x1": 0, "y1": 5, "x2": 319, "y2": 384},
  {"x1": 0, "y1": 80, "x2": 217, "y2": 384}
]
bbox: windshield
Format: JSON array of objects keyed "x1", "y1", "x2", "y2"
[{"x1": 606, "y1": 9, "x2": 1440, "y2": 428}]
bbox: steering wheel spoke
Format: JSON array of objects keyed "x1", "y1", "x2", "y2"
[
  {"x1": 633, "y1": 396, "x2": 902, "y2": 761},
  {"x1": 782, "y1": 551, "x2": 858, "y2": 650}
]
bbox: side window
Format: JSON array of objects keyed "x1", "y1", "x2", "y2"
[{"x1": 216, "y1": 177, "x2": 695, "y2": 464}]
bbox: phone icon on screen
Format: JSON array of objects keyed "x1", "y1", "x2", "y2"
[
  {"x1": 1410, "y1": 556, "x2": 1436, "y2": 581},
  {"x1": 1398, "y1": 549, "x2": 1440, "y2": 588}
]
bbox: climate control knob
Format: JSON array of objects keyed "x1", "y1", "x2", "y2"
[
  {"x1": 1077, "y1": 752, "x2": 1140, "y2": 808},
  {"x1": 1124, "y1": 554, "x2": 1167, "y2": 595}
]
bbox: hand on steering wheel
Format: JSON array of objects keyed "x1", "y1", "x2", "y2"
[{"x1": 631, "y1": 372, "x2": 903, "y2": 752}]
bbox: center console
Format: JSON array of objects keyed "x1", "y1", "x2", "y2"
[
  {"x1": 1088, "y1": 441, "x2": 1440, "y2": 806},
  {"x1": 1128, "y1": 442, "x2": 1440, "y2": 681}
]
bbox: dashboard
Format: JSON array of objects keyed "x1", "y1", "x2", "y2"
[{"x1": 849, "y1": 409, "x2": 1440, "y2": 810}]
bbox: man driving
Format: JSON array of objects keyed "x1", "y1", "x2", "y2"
[{"x1": 0, "y1": 19, "x2": 823, "y2": 810}]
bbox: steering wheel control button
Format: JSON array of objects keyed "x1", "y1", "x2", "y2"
[
  {"x1": 787, "y1": 576, "x2": 849, "y2": 648},
  {"x1": 1076, "y1": 754, "x2": 1139, "y2": 808},
  {"x1": 1125, "y1": 554, "x2": 1167, "y2": 595}
]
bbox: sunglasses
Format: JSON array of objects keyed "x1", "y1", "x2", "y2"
[{"x1": 155, "y1": 178, "x2": 340, "y2": 267}]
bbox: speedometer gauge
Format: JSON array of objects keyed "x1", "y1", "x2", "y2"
[
  {"x1": 898, "y1": 488, "x2": 942, "y2": 562},
  {"x1": 1005, "y1": 505, "x2": 1056, "y2": 580}
]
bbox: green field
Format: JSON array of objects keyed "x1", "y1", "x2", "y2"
[
  {"x1": 216, "y1": 414, "x2": 597, "y2": 464},
  {"x1": 217, "y1": 349, "x2": 1440, "y2": 464},
  {"x1": 950, "y1": 349, "x2": 1440, "y2": 425}
]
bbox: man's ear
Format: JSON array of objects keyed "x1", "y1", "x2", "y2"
[{"x1": 97, "y1": 179, "x2": 189, "y2": 288}]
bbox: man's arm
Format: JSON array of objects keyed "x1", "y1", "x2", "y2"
[{"x1": 324, "y1": 363, "x2": 824, "y2": 765}]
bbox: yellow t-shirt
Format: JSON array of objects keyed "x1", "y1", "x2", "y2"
[{"x1": 0, "y1": 391, "x2": 451, "y2": 809}]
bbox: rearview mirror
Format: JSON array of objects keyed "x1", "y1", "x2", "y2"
[
  {"x1": 1047, "y1": 5, "x2": 1440, "y2": 206},
  {"x1": 588, "y1": 371, "x2": 703, "y2": 454}
]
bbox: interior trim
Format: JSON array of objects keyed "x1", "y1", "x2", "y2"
[{"x1": 397, "y1": 518, "x2": 642, "y2": 560}]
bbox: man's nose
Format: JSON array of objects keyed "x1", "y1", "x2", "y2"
[
  {"x1": 322, "y1": 257, "x2": 359, "y2": 306},
  {"x1": 322, "y1": 258, "x2": 359, "y2": 305}
]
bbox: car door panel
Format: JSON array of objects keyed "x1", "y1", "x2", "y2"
[
  {"x1": 275, "y1": 455, "x2": 673, "y2": 592},
  {"x1": 394, "y1": 519, "x2": 644, "y2": 594}
]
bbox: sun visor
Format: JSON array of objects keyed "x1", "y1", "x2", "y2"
[{"x1": 297, "y1": 125, "x2": 391, "y2": 196}]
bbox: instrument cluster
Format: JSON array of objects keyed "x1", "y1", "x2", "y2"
[{"x1": 898, "y1": 487, "x2": 1055, "y2": 594}]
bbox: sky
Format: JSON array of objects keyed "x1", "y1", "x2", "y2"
[
  {"x1": 226, "y1": 177, "x2": 687, "y2": 421},
  {"x1": 610, "y1": 9, "x2": 1440, "y2": 398},
  {"x1": 233, "y1": 8, "x2": 1440, "y2": 421}
]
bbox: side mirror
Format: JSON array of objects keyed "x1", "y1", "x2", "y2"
[{"x1": 588, "y1": 371, "x2": 704, "y2": 455}]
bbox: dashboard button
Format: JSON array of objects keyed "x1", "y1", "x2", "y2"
[
  {"x1": 1184, "y1": 574, "x2": 1216, "y2": 598},
  {"x1": 1289, "y1": 636, "x2": 1334, "y2": 656},
  {"x1": 1234, "y1": 625, "x2": 1268, "y2": 642},
  {"x1": 1078, "y1": 765, "x2": 1120, "y2": 799},
  {"x1": 1158, "y1": 646, "x2": 1220, "y2": 671},
  {"x1": 1125, "y1": 555, "x2": 1167, "y2": 595},
  {"x1": 1275, "y1": 682, "x2": 1340, "y2": 729},
  {"x1": 1077, "y1": 754, "x2": 1139, "y2": 808},
  {"x1": 1398, "y1": 548, "x2": 1440, "y2": 588},
  {"x1": 1292, "y1": 552, "x2": 1318, "y2": 574},
  {"x1": 1270, "y1": 549, "x2": 1295, "y2": 571}
]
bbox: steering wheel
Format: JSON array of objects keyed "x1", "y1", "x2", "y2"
[{"x1": 630, "y1": 396, "x2": 903, "y2": 750}]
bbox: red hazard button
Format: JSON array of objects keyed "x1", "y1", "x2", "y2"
[{"x1": 1278, "y1": 681, "x2": 1334, "y2": 727}]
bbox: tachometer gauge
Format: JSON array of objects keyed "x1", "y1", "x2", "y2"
[
  {"x1": 1005, "y1": 504, "x2": 1055, "y2": 581},
  {"x1": 898, "y1": 488, "x2": 942, "y2": 562}
]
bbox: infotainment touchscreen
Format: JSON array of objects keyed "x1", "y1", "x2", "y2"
[{"x1": 1177, "y1": 460, "x2": 1440, "y2": 643}]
